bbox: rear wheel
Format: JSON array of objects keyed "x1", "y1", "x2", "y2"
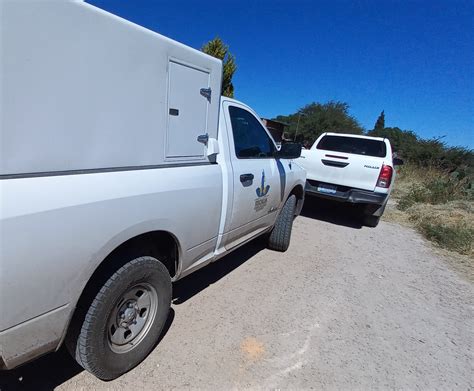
[
  {"x1": 362, "y1": 203, "x2": 385, "y2": 227},
  {"x1": 363, "y1": 214, "x2": 381, "y2": 227},
  {"x1": 267, "y1": 195, "x2": 297, "y2": 252},
  {"x1": 67, "y1": 256, "x2": 172, "y2": 380}
]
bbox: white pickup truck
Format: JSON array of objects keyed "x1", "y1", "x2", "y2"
[
  {"x1": 0, "y1": 1, "x2": 305, "y2": 379},
  {"x1": 298, "y1": 133, "x2": 402, "y2": 227}
]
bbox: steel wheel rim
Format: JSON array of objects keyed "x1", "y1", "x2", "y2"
[{"x1": 107, "y1": 283, "x2": 158, "y2": 354}]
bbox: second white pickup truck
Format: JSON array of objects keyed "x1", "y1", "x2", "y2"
[
  {"x1": 0, "y1": 1, "x2": 305, "y2": 380},
  {"x1": 298, "y1": 133, "x2": 403, "y2": 227}
]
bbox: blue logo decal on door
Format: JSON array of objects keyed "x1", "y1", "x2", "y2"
[{"x1": 256, "y1": 170, "x2": 270, "y2": 197}]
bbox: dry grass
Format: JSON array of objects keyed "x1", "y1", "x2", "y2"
[
  {"x1": 407, "y1": 201, "x2": 473, "y2": 256},
  {"x1": 391, "y1": 165, "x2": 442, "y2": 199}
]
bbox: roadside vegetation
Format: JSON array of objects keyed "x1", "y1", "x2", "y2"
[
  {"x1": 390, "y1": 164, "x2": 473, "y2": 257},
  {"x1": 372, "y1": 126, "x2": 473, "y2": 259}
]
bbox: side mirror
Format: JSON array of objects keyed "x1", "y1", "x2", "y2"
[
  {"x1": 393, "y1": 157, "x2": 404, "y2": 166},
  {"x1": 275, "y1": 142, "x2": 302, "y2": 159}
]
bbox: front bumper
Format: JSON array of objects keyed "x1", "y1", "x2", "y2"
[{"x1": 305, "y1": 180, "x2": 387, "y2": 205}]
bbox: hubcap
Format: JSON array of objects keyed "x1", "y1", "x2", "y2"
[{"x1": 107, "y1": 283, "x2": 158, "y2": 353}]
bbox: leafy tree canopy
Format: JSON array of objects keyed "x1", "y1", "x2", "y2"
[
  {"x1": 201, "y1": 37, "x2": 236, "y2": 98},
  {"x1": 274, "y1": 101, "x2": 364, "y2": 145}
]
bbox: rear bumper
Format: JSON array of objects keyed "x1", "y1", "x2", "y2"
[{"x1": 305, "y1": 180, "x2": 387, "y2": 205}]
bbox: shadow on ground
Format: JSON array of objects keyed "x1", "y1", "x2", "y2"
[
  {"x1": 0, "y1": 347, "x2": 82, "y2": 391},
  {"x1": 173, "y1": 238, "x2": 266, "y2": 304},
  {"x1": 0, "y1": 309, "x2": 176, "y2": 391},
  {"x1": 0, "y1": 239, "x2": 266, "y2": 390},
  {"x1": 301, "y1": 197, "x2": 365, "y2": 229}
]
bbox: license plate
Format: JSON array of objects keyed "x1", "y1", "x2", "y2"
[{"x1": 317, "y1": 183, "x2": 337, "y2": 194}]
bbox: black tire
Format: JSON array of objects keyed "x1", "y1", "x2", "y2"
[
  {"x1": 267, "y1": 195, "x2": 297, "y2": 252},
  {"x1": 67, "y1": 256, "x2": 172, "y2": 380},
  {"x1": 363, "y1": 215, "x2": 381, "y2": 227}
]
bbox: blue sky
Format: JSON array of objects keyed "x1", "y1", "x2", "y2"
[{"x1": 88, "y1": 0, "x2": 473, "y2": 148}]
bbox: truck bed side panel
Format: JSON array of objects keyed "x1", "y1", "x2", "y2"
[{"x1": 0, "y1": 164, "x2": 222, "y2": 334}]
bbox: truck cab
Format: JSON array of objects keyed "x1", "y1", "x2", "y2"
[{"x1": 215, "y1": 98, "x2": 305, "y2": 254}]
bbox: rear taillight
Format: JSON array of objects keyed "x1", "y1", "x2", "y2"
[{"x1": 377, "y1": 164, "x2": 393, "y2": 188}]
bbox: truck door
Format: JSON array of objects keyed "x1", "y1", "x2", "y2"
[{"x1": 222, "y1": 102, "x2": 282, "y2": 250}]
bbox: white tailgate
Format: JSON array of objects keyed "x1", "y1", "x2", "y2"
[{"x1": 300, "y1": 148, "x2": 383, "y2": 191}]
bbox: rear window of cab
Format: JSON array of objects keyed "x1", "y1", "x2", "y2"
[{"x1": 316, "y1": 135, "x2": 387, "y2": 158}]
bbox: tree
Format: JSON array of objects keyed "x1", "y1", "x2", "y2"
[
  {"x1": 374, "y1": 110, "x2": 385, "y2": 131},
  {"x1": 201, "y1": 37, "x2": 236, "y2": 98},
  {"x1": 274, "y1": 101, "x2": 364, "y2": 144},
  {"x1": 368, "y1": 126, "x2": 417, "y2": 155}
]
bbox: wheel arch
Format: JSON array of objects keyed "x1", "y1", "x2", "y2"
[
  {"x1": 96, "y1": 230, "x2": 180, "y2": 279},
  {"x1": 62, "y1": 229, "x2": 180, "y2": 351}
]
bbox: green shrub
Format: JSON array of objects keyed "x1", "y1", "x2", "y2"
[
  {"x1": 398, "y1": 185, "x2": 427, "y2": 210},
  {"x1": 398, "y1": 175, "x2": 472, "y2": 210}
]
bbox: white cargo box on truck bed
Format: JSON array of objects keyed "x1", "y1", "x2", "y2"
[{"x1": 1, "y1": 1, "x2": 222, "y2": 177}]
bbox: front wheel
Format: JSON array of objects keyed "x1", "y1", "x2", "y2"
[
  {"x1": 67, "y1": 256, "x2": 172, "y2": 380},
  {"x1": 267, "y1": 195, "x2": 297, "y2": 252}
]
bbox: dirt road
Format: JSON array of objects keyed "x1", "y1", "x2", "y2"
[{"x1": 1, "y1": 200, "x2": 472, "y2": 390}]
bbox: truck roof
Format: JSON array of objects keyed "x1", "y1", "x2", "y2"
[
  {"x1": 221, "y1": 97, "x2": 247, "y2": 107},
  {"x1": 323, "y1": 132, "x2": 386, "y2": 142}
]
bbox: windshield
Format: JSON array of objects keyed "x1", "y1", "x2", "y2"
[{"x1": 316, "y1": 135, "x2": 387, "y2": 158}]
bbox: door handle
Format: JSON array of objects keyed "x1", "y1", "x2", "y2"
[{"x1": 240, "y1": 173, "x2": 254, "y2": 182}]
